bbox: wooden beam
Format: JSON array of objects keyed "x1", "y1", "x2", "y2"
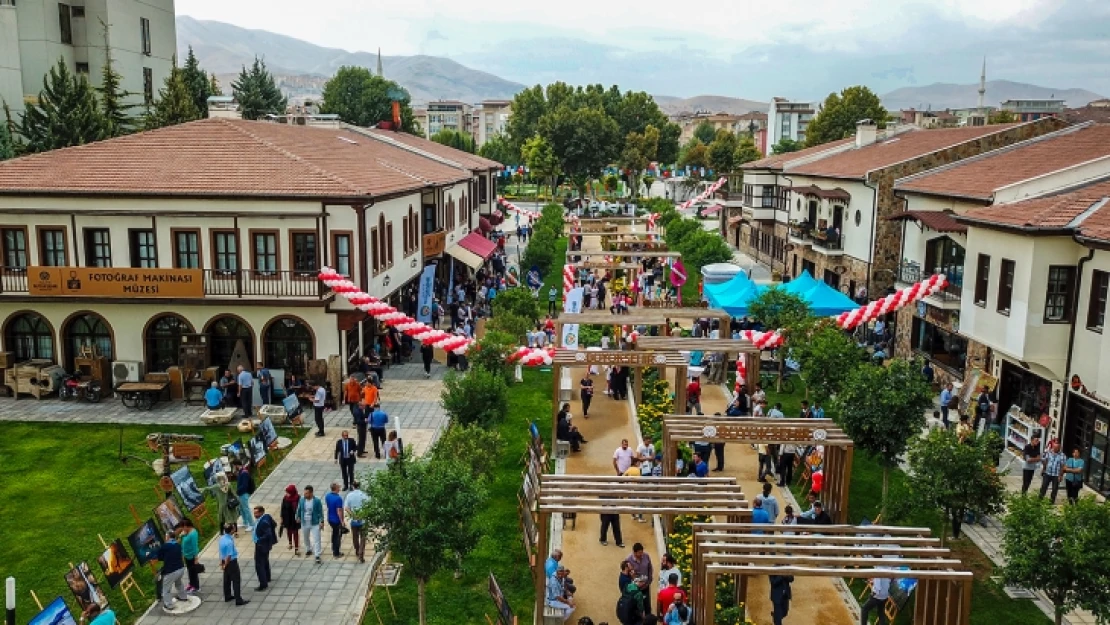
[
  {"x1": 692, "y1": 523, "x2": 932, "y2": 535},
  {"x1": 704, "y1": 554, "x2": 964, "y2": 568},
  {"x1": 694, "y1": 534, "x2": 941, "y2": 545},
  {"x1": 705, "y1": 565, "x2": 972, "y2": 580},
  {"x1": 538, "y1": 504, "x2": 749, "y2": 515},
  {"x1": 695, "y1": 544, "x2": 953, "y2": 557},
  {"x1": 543, "y1": 475, "x2": 737, "y2": 484}
]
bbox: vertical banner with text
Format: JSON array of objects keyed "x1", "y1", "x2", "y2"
[
  {"x1": 417, "y1": 263, "x2": 436, "y2": 324},
  {"x1": 560, "y1": 287, "x2": 584, "y2": 349}
]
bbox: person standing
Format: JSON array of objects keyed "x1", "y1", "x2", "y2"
[
  {"x1": 769, "y1": 574, "x2": 793, "y2": 625},
  {"x1": 236, "y1": 365, "x2": 254, "y2": 418},
  {"x1": 657, "y1": 574, "x2": 683, "y2": 618},
  {"x1": 939, "y1": 383, "x2": 954, "y2": 428},
  {"x1": 297, "y1": 486, "x2": 324, "y2": 564},
  {"x1": 344, "y1": 373, "x2": 361, "y2": 415},
  {"x1": 599, "y1": 494, "x2": 624, "y2": 548},
  {"x1": 334, "y1": 431, "x2": 358, "y2": 491},
  {"x1": 235, "y1": 462, "x2": 255, "y2": 532},
  {"x1": 579, "y1": 373, "x2": 594, "y2": 417},
  {"x1": 325, "y1": 482, "x2": 346, "y2": 559},
  {"x1": 750, "y1": 497, "x2": 771, "y2": 534},
  {"x1": 921, "y1": 361, "x2": 934, "y2": 386},
  {"x1": 345, "y1": 481, "x2": 369, "y2": 562},
  {"x1": 1064, "y1": 447, "x2": 1085, "y2": 505},
  {"x1": 369, "y1": 404, "x2": 389, "y2": 459},
  {"x1": 548, "y1": 286, "x2": 558, "y2": 315},
  {"x1": 761, "y1": 482, "x2": 780, "y2": 520},
  {"x1": 421, "y1": 342, "x2": 434, "y2": 379},
  {"x1": 156, "y1": 529, "x2": 188, "y2": 611},
  {"x1": 625, "y1": 543, "x2": 654, "y2": 587},
  {"x1": 757, "y1": 444, "x2": 774, "y2": 482},
  {"x1": 1039, "y1": 440, "x2": 1065, "y2": 504},
  {"x1": 178, "y1": 519, "x2": 200, "y2": 593},
  {"x1": 692, "y1": 452, "x2": 709, "y2": 478},
  {"x1": 1021, "y1": 435, "x2": 1042, "y2": 494},
  {"x1": 618, "y1": 576, "x2": 650, "y2": 625},
  {"x1": 351, "y1": 400, "x2": 369, "y2": 458},
  {"x1": 312, "y1": 382, "x2": 327, "y2": 437},
  {"x1": 218, "y1": 523, "x2": 249, "y2": 606},
  {"x1": 685, "y1": 376, "x2": 702, "y2": 415},
  {"x1": 613, "y1": 439, "x2": 636, "y2": 475},
  {"x1": 279, "y1": 484, "x2": 301, "y2": 555},
  {"x1": 860, "y1": 575, "x2": 890, "y2": 625},
  {"x1": 251, "y1": 506, "x2": 278, "y2": 591},
  {"x1": 258, "y1": 362, "x2": 272, "y2": 406},
  {"x1": 777, "y1": 442, "x2": 797, "y2": 487}
]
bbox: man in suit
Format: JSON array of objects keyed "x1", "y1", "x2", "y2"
[
  {"x1": 351, "y1": 400, "x2": 370, "y2": 458},
  {"x1": 770, "y1": 574, "x2": 793, "y2": 625},
  {"x1": 334, "y1": 430, "x2": 357, "y2": 491},
  {"x1": 251, "y1": 506, "x2": 278, "y2": 591}
]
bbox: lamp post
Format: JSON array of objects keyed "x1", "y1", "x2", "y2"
[{"x1": 6, "y1": 577, "x2": 15, "y2": 625}]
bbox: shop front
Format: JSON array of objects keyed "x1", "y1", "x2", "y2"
[
  {"x1": 997, "y1": 358, "x2": 1063, "y2": 455},
  {"x1": 1064, "y1": 383, "x2": 1110, "y2": 498}
]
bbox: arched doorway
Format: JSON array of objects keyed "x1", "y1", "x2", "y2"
[
  {"x1": 63, "y1": 312, "x2": 113, "y2": 371},
  {"x1": 204, "y1": 315, "x2": 254, "y2": 372},
  {"x1": 263, "y1": 316, "x2": 314, "y2": 375},
  {"x1": 4, "y1": 312, "x2": 55, "y2": 362},
  {"x1": 144, "y1": 314, "x2": 194, "y2": 373}
]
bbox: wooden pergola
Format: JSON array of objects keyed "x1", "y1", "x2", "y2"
[
  {"x1": 662, "y1": 417, "x2": 854, "y2": 523},
  {"x1": 527, "y1": 475, "x2": 751, "y2": 619},
  {"x1": 567, "y1": 250, "x2": 685, "y2": 259},
  {"x1": 634, "y1": 336, "x2": 760, "y2": 389},
  {"x1": 691, "y1": 522, "x2": 972, "y2": 625}
]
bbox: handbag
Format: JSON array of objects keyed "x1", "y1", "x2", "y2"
[
  {"x1": 226, "y1": 495, "x2": 240, "y2": 512},
  {"x1": 340, "y1": 525, "x2": 350, "y2": 535}
]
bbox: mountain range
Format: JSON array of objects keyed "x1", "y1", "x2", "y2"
[{"x1": 178, "y1": 16, "x2": 1105, "y2": 114}]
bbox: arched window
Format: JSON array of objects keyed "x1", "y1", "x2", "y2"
[
  {"x1": 264, "y1": 316, "x2": 314, "y2": 375},
  {"x1": 204, "y1": 315, "x2": 253, "y2": 371},
  {"x1": 144, "y1": 314, "x2": 194, "y2": 373},
  {"x1": 378, "y1": 214, "x2": 387, "y2": 269},
  {"x1": 5, "y1": 312, "x2": 54, "y2": 362},
  {"x1": 64, "y1": 313, "x2": 112, "y2": 370}
]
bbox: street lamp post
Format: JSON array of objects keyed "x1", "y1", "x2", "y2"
[{"x1": 6, "y1": 577, "x2": 15, "y2": 625}]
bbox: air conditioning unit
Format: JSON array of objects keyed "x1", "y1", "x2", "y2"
[{"x1": 112, "y1": 361, "x2": 144, "y2": 385}]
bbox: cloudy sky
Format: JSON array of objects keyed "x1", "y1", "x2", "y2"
[{"x1": 175, "y1": 0, "x2": 1110, "y2": 99}]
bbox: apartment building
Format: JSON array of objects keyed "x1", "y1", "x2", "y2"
[
  {"x1": 0, "y1": 117, "x2": 495, "y2": 380},
  {"x1": 426, "y1": 100, "x2": 471, "y2": 137},
  {"x1": 473, "y1": 100, "x2": 511, "y2": 147},
  {"x1": 955, "y1": 177, "x2": 1110, "y2": 497},
  {"x1": 766, "y1": 98, "x2": 817, "y2": 148},
  {"x1": 0, "y1": 0, "x2": 176, "y2": 113},
  {"x1": 887, "y1": 123, "x2": 1110, "y2": 389},
  {"x1": 728, "y1": 119, "x2": 1065, "y2": 298},
  {"x1": 1000, "y1": 99, "x2": 1066, "y2": 122}
]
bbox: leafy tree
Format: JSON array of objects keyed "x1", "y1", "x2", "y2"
[
  {"x1": 491, "y1": 284, "x2": 542, "y2": 321},
  {"x1": 771, "y1": 138, "x2": 802, "y2": 154},
  {"x1": 791, "y1": 320, "x2": 864, "y2": 405},
  {"x1": 679, "y1": 139, "x2": 709, "y2": 170},
  {"x1": 642, "y1": 174, "x2": 656, "y2": 195},
  {"x1": 477, "y1": 133, "x2": 516, "y2": 165},
  {"x1": 707, "y1": 129, "x2": 740, "y2": 173},
  {"x1": 748, "y1": 289, "x2": 811, "y2": 334},
  {"x1": 96, "y1": 22, "x2": 137, "y2": 137},
  {"x1": 833, "y1": 360, "x2": 933, "y2": 519},
  {"x1": 522, "y1": 134, "x2": 560, "y2": 200},
  {"x1": 692, "y1": 121, "x2": 717, "y2": 145},
  {"x1": 181, "y1": 46, "x2": 213, "y2": 119},
  {"x1": 467, "y1": 330, "x2": 518, "y2": 383},
  {"x1": 735, "y1": 134, "x2": 762, "y2": 165},
  {"x1": 603, "y1": 173, "x2": 619, "y2": 196},
  {"x1": 19, "y1": 59, "x2": 107, "y2": 153},
  {"x1": 430, "y1": 422, "x2": 504, "y2": 483},
  {"x1": 538, "y1": 106, "x2": 620, "y2": 198},
  {"x1": 522, "y1": 229, "x2": 556, "y2": 275},
  {"x1": 441, "y1": 366, "x2": 509, "y2": 427},
  {"x1": 145, "y1": 64, "x2": 201, "y2": 130},
  {"x1": 209, "y1": 74, "x2": 223, "y2": 96},
  {"x1": 0, "y1": 104, "x2": 17, "y2": 160},
  {"x1": 354, "y1": 454, "x2": 487, "y2": 625},
  {"x1": 1001, "y1": 495, "x2": 1110, "y2": 625},
  {"x1": 675, "y1": 228, "x2": 733, "y2": 270},
  {"x1": 487, "y1": 313, "x2": 533, "y2": 343},
  {"x1": 319, "y1": 66, "x2": 417, "y2": 132},
  {"x1": 656, "y1": 122, "x2": 682, "y2": 166},
  {"x1": 619, "y1": 124, "x2": 660, "y2": 198},
  {"x1": 506, "y1": 84, "x2": 548, "y2": 154},
  {"x1": 430, "y1": 129, "x2": 476, "y2": 153},
  {"x1": 231, "y1": 57, "x2": 287, "y2": 120},
  {"x1": 989, "y1": 109, "x2": 1017, "y2": 124},
  {"x1": 804, "y1": 85, "x2": 888, "y2": 146},
  {"x1": 902, "y1": 428, "x2": 1005, "y2": 546}
]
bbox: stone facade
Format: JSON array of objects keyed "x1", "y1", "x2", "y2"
[
  {"x1": 785, "y1": 247, "x2": 869, "y2": 293},
  {"x1": 739, "y1": 221, "x2": 789, "y2": 275}
]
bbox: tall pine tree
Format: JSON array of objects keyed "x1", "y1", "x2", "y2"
[
  {"x1": 0, "y1": 103, "x2": 16, "y2": 160},
  {"x1": 97, "y1": 34, "x2": 137, "y2": 136},
  {"x1": 181, "y1": 46, "x2": 213, "y2": 118},
  {"x1": 209, "y1": 74, "x2": 223, "y2": 97},
  {"x1": 145, "y1": 63, "x2": 201, "y2": 130},
  {"x1": 232, "y1": 58, "x2": 286, "y2": 120},
  {"x1": 20, "y1": 59, "x2": 107, "y2": 153}
]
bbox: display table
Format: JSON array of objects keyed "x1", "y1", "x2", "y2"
[{"x1": 1005, "y1": 410, "x2": 1046, "y2": 457}]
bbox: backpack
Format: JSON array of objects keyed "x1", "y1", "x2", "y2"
[{"x1": 615, "y1": 591, "x2": 636, "y2": 623}]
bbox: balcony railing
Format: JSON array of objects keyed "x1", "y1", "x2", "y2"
[
  {"x1": 812, "y1": 231, "x2": 844, "y2": 253},
  {"x1": 897, "y1": 263, "x2": 963, "y2": 301},
  {"x1": 0, "y1": 267, "x2": 327, "y2": 299}
]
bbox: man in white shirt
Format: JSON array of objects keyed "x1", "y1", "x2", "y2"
[
  {"x1": 637, "y1": 437, "x2": 656, "y2": 463},
  {"x1": 767, "y1": 403, "x2": 785, "y2": 419},
  {"x1": 312, "y1": 383, "x2": 327, "y2": 437},
  {"x1": 344, "y1": 482, "x2": 369, "y2": 563},
  {"x1": 236, "y1": 365, "x2": 254, "y2": 418},
  {"x1": 613, "y1": 439, "x2": 636, "y2": 475},
  {"x1": 658, "y1": 553, "x2": 682, "y2": 591},
  {"x1": 860, "y1": 575, "x2": 891, "y2": 625}
]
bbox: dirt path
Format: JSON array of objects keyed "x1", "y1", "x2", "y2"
[{"x1": 560, "y1": 366, "x2": 655, "y2": 624}]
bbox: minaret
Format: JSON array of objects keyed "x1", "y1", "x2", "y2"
[
  {"x1": 376, "y1": 48, "x2": 383, "y2": 77},
  {"x1": 977, "y1": 57, "x2": 986, "y2": 112}
]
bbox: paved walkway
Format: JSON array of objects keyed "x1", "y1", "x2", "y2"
[{"x1": 137, "y1": 363, "x2": 450, "y2": 625}]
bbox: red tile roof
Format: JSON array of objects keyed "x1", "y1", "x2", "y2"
[
  {"x1": 741, "y1": 137, "x2": 855, "y2": 171},
  {"x1": 787, "y1": 125, "x2": 1021, "y2": 179},
  {"x1": 358, "y1": 128, "x2": 504, "y2": 171},
  {"x1": 0, "y1": 118, "x2": 471, "y2": 199},
  {"x1": 959, "y1": 178, "x2": 1110, "y2": 243},
  {"x1": 886, "y1": 210, "x2": 967, "y2": 233},
  {"x1": 895, "y1": 124, "x2": 1110, "y2": 200}
]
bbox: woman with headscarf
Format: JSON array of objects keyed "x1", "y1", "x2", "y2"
[
  {"x1": 280, "y1": 484, "x2": 302, "y2": 555},
  {"x1": 203, "y1": 472, "x2": 239, "y2": 534}
]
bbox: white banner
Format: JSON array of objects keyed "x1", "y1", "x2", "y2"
[
  {"x1": 561, "y1": 287, "x2": 584, "y2": 348},
  {"x1": 417, "y1": 263, "x2": 436, "y2": 324}
]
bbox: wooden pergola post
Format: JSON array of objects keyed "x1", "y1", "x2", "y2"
[
  {"x1": 633, "y1": 365, "x2": 643, "y2": 406},
  {"x1": 533, "y1": 507, "x2": 549, "y2": 619},
  {"x1": 551, "y1": 363, "x2": 562, "y2": 447},
  {"x1": 674, "y1": 365, "x2": 688, "y2": 414}
]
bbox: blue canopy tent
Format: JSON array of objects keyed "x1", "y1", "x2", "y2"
[
  {"x1": 779, "y1": 270, "x2": 819, "y2": 296},
  {"x1": 791, "y1": 271, "x2": 858, "y2": 316},
  {"x1": 706, "y1": 270, "x2": 856, "y2": 318},
  {"x1": 705, "y1": 272, "x2": 766, "y2": 316}
]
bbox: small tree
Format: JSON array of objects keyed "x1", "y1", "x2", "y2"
[
  {"x1": 232, "y1": 57, "x2": 287, "y2": 120},
  {"x1": 0, "y1": 103, "x2": 15, "y2": 160},
  {"x1": 707, "y1": 129, "x2": 740, "y2": 174},
  {"x1": 144, "y1": 63, "x2": 201, "y2": 130},
  {"x1": 692, "y1": 120, "x2": 717, "y2": 145},
  {"x1": 96, "y1": 20, "x2": 137, "y2": 137},
  {"x1": 19, "y1": 59, "x2": 107, "y2": 153},
  {"x1": 467, "y1": 331, "x2": 517, "y2": 383},
  {"x1": 748, "y1": 290, "x2": 812, "y2": 391},
  {"x1": 441, "y1": 366, "x2": 509, "y2": 427},
  {"x1": 988, "y1": 109, "x2": 1017, "y2": 124},
  {"x1": 734, "y1": 134, "x2": 762, "y2": 165},
  {"x1": 477, "y1": 133, "x2": 517, "y2": 166},
  {"x1": 804, "y1": 85, "x2": 888, "y2": 146},
  {"x1": 430, "y1": 128, "x2": 476, "y2": 153},
  {"x1": 771, "y1": 138, "x2": 802, "y2": 155},
  {"x1": 833, "y1": 360, "x2": 933, "y2": 519},
  {"x1": 791, "y1": 319, "x2": 864, "y2": 405},
  {"x1": 903, "y1": 428, "x2": 1006, "y2": 546},
  {"x1": 1000, "y1": 496, "x2": 1110, "y2": 625},
  {"x1": 181, "y1": 46, "x2": 213, "y2": 118},
  {"x1": 491, "y1": 285, "x2": 542, "y2": 321},
  {"x1": 522, "y1": 134, "x2": 560, "y2": 200},
  {"x1": 431, "y1": 422, "x2": 504, "y2": 483},
  {"x1": 355, "y1": 454, "x2": 487, "y2": 625}
]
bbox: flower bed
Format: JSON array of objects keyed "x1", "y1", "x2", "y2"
[{"x1": 666, "y1": 515, "x2": 753, "y2": 625}]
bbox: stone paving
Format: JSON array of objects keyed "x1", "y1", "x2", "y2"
[{"x1": 136, "y1": 363, "x2": 450, "y2": 625}]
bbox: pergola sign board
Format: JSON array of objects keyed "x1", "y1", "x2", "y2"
[
  {"x1": 662, "y1": 417, "x2": 854, "y2": 524},
  {"x1": 691, "y1": 523, "x2": 972, "y2": 625},
  {"x1": 567, "y1": 250, "x2": 685, "y2": 259},
  {"x1": 526, "y1": 474, "x2": 751, "y2": 619}
]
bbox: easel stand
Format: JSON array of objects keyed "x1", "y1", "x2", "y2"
[
  {"x1": 129, "y1": 504, "x2": 160, "y2": 578},
  {"x1": 98, "y1": 534, "x2": 145, "y2": 611}
]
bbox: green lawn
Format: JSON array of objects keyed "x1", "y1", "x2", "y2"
[
  {"x1": 0, "y1": 422, "x2": 299, "y2": 625},
  {"x1": 365, "y1": 368, "x2": 552, "y2": 625}
]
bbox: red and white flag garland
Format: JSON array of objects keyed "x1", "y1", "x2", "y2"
[{"x1": 678, "y1": 177, "x2": 728, "y2": 210}]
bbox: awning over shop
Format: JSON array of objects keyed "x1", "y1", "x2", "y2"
[
  {"x1": 445, "y1": 243, "x2": 484, "y2": 269},
  {"x1": 458, "y1": 231, "x2": 498, "y2": 260}
]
